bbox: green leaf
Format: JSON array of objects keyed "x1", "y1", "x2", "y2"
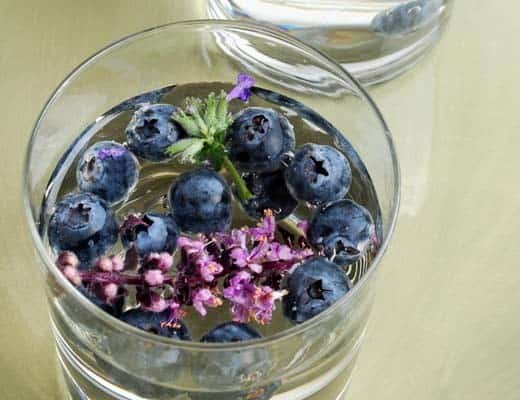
[
  {"x1": 216, "y1": 91, "x2": 229, "y2": 125},
  {"x1": 185, "y1": 97, "x2": 208, "y2": 136},
  {"x1": 166, "y1": 138, "x2": 204, "y2": 157},
  {"x1": 172, "y1": 110, "x2": 202, "y2": 137},
  {"x1": 179, "y1": 139, "x2": 205, "y2": 163},
  {"x1": 204, "y1": 92, "x2": 217, "y2": 127}
]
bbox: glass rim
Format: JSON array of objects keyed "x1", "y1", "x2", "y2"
[{"x1": 23, "y1": 19, "x2": 401, "y2": 351}]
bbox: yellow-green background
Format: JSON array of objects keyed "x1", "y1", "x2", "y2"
[{"x1": 1, "y1": 0, "x2": 519, "y2": 399}]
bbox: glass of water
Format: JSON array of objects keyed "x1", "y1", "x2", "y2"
[
  {"x1": 208, "y1": 0, "x2": 453, "y2": 85},
  {"x1": 23, "y1": 21, "x2": 399, "y2": 399}
]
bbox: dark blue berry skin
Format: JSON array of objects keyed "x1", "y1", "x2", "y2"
[
  {"x1": 120, "y1": 309, "x2": 191, "y2": 340},
  {"x1": 120, "y1": 213, "x2": 179, "y2": 257},
  {"x1": 241, "y1": 169, "x2": 298, "y2": 220},
  {"x1": 194, "y1": 322, "x2": 278, "y2": 400},
  {"x1": 285, "y1": 144, "x2": 351, "y2": 205},
  {"x1": 228, "y1": 107, "x2": 295, "y2": 173},
  {"x1": 307, "y1": 200, "x2": 376, "y2": 266},
  {"x1": 76, "y1": 141, "x2": 139, "y2": 205},
  {"x1": 201, "y1": 321, "x2": 261, "y2": 343},
  {"x1": 48, "y1": 192, "x2": 118, "y2": 265},
  {"x1": 168, "y1": 169, "x2": 232, "y2": 234},
  {"x1": 125, "y1": 103, "x2": 185, "y2": 162},
  {"x1": 101, "y1": 308, "x2": 189, "y2": 398},
  {"x1": 283, "y1": 257, "x2": 352, "y2": 324}
]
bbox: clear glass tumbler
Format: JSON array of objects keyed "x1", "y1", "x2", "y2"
[
  {"x1": 23, "y1": 21, "x2": 400, "y2": 400},
  {"x1": 208, "y1": 0, "x2": 453, "y2": 85}
]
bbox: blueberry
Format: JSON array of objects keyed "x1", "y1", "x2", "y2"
[
  {"x1": 240, "y1": 169, "x2": 298, "y2": 220},
  {"x1": 48, "y1": 192, "x2": 118, "y2": 265},
  {"x1": 76, "y1": 141, "x2": 139, "y2": 205},
  {"x1": 372, "y1": 0, "x2": 441, "y2": 35},
  {"x1": 284, "y1": 144, "x2": 351, "y2": 205},
  {"x1": 194, "y1": 322, "x2": 277, "y2": 400},
  {"x1": 283, "y1": 257, "x2": 352, "y2": 324},
  {"x1": 227, "y1": 107, "x2": 295, "y2": 173},
  {"x1": 307, "y1": 199, "x2": 375, "y2": 266},
  {"x1": 125, "y1": 103, "x2": 185, "y2": 161},
  {"x1": 168, "y1": 169, "x2": 232, "y2": 234},
  {"x1": 201, "y1": 321, "x2": 262, "y2": 343},
  {"x1": 120, "y1": 213, "x2": 179, "y2": 257},
  {"x1": 120, "y1": 309, "x2": 191, "y2": 340},
  {"x1": 78, "y1": 286, "x2": 123, "y2": 317},
  {"x1": 102, "y1": 309, "x2": 190, "y2": 398}
]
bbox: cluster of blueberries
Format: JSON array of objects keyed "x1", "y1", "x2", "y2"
[{"x1": 48, "y1": 101, "x2": 375, "y2": 342}]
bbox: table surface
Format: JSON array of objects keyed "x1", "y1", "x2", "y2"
[{"x1": 1, "y1": 1, "x2": 519, "y2": 399}]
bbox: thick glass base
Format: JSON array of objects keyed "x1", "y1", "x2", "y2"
[
  {"x1": 56, "y1": 329, "x2": 360, "y2": 400},
  {"x1": 207, "y1": 0, "x2": 451, "y2": 85}
]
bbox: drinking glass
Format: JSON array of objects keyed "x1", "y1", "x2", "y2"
[
  {"x1": 208, "y1": 0, "x2": 453, "y2": 85},
  {"x1": 23, "y1": 21, "x2": 400, "y2": 400}
]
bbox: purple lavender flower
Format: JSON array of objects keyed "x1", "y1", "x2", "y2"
[
  {"x1": 177, "y1": 236, "x2": 224, "y2": 282},
  {"x1": 58, "y1": 213, "x2": 314, "y2": 326},
  {"x1": 143, "y1": 252, "x2": 173, "y2": 272},
  {"x1": 226, "y1": 73, "x2": 256, "y2": 102},
  {"x1": 249, "y1": 211, "x2": 276, "y2": 240},
  {"x1": 192, "y1": 288, "x2": 223, "y2": 316},
  {"x1": 223, "y1": 270, "x2": 286, "y2": 324},
  {"x1": 144, "y1": 269, "x2": 165, "y2": 286},
  {"x1": 230, "y1": 240, "x2": 269, "y2": 274},
  {"x1": 96, "y1": 146, "x2": 127, "y2": 160}
]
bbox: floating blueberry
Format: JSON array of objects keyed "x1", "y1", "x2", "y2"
[
  {"x1": 76, "y1": 141, "x2": 139, "y2": 205},
  {"x1": 240, "y1": 169, "x2": 298, "y2": 220},
  {"x1": 284, "y1": 144, "x2": 351, "y2": 205},
  {"x1": 227, "y1": 107, "x2": 295, "y2": 173},
  {"x1": 125, "y1": 103, "x2": 185, "y2": 161},
  {"x1": 48, "y1": 192, "x2": 118, "y2": 265},
  {"x1": 168, "y1": 169, "x2": 232, "y2": 234},
  {"x1": 283, "y1": 257, "x2": 352, "y2": 324},
  {"x1": 201, "y1": 321, "x2": 262, "y2": 343},
  {"x1": 307, "y1": 199, "x2": 375, "y2": 266},
  {"x1": 120, "y1": 213, "x2": 179, "y2": 257},
  {"x1": 120, "y1": 309, "x2": 191, "y2": 340},
  {"x1": 194, "y1": 322, "x2": 277, "y2": 400}
]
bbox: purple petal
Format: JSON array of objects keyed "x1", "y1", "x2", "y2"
[
  {"x1": 97, "y1": 146, "x2": 127, "y2": 160},
  {"x1": 226, "y1": 73, "x2": 256, "y2": 102}
]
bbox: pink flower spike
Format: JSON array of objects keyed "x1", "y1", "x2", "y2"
[
  {"x1": 226, "y1": 73, "x2": 256, "y2": 102},
  {"x1": 95, "y1": 256, "x2": 113, "y2": 272},
  {"x1": 144, "y1": 252, "x2": 173, "y2": 272},
  {"x1": 230, "y1": 304, "x2": 250, "y2": 323},
  {"x1": 63, "y1": 266, "x2": 82, "y2": 286},
  {"x1": 230, "y1": 247, "x2": 249, "y2": 268},
  {"x1": 267, "y1": 243, "x2": 293, "y2": 261},
  {"x1": 177, "y1": 236, "x2": 206, "y2": 255},
  {"x1": 102, "y1": 283, "x2": 119, "y2": 302},
  {"x1": 198, "y1": 260, "x2": 224, "y2": 283},
  {"x1": 253, "y1": 286, "x2": 286, "y2": 325},
  {"x1": 111, "y1": 255, "x2": 124, "y2": 272},
  {"x1": 192, "y1": 288, "x2": 223, "y2": 316},
  {"x1": 250, "y1": 211, "x2": 276, "y2": 240},
  {"x1": 57, "y1": 251, "x2": 79, "y2": 269},
  {"x1": 143, "y1": 293, "x2": 169, "y2": 313},
  {"x1": 144, "y1": 269, "x2": 165, "y2": 286}
]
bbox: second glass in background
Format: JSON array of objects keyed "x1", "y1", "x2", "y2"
[{"x1": 208, "y1": 0, "x2": 453, "y2": 85}]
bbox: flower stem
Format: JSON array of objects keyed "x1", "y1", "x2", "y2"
[
  {"x1": 222, "y1": 155, "x2": 254, "y2": 201},
  {"x1": 279, "y1": 218, "x2": 305, "y2": 238}
]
